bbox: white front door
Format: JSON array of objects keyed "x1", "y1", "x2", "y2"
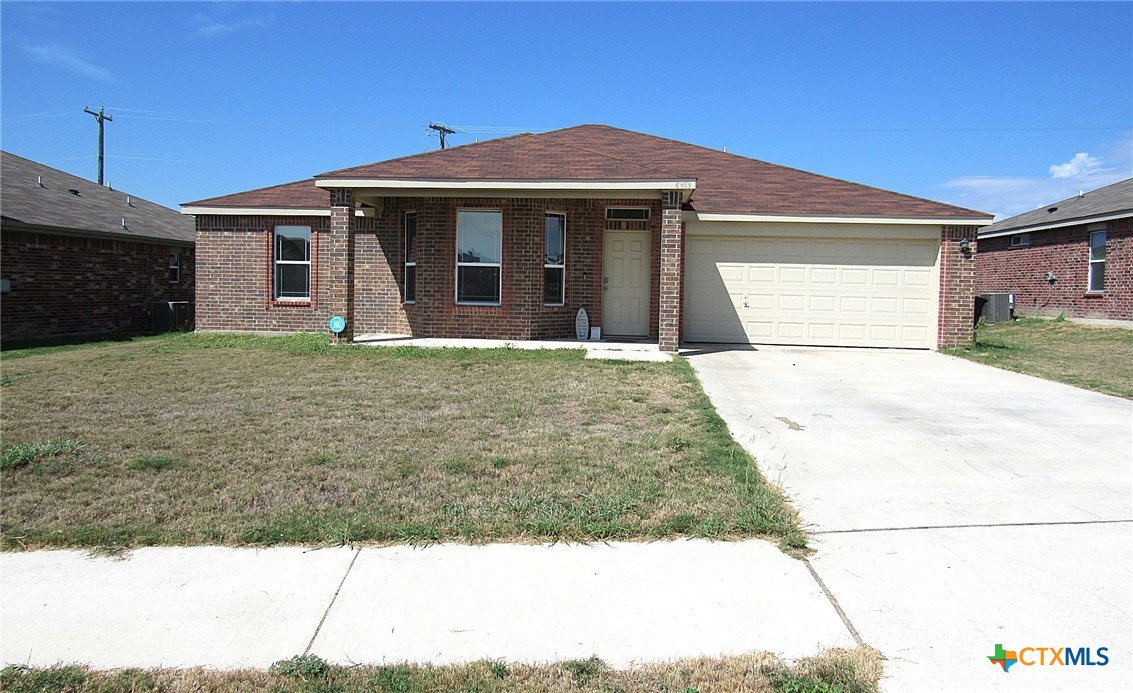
[{"x1": 603, "y1": 230, "x2": 650, "y2": 337}]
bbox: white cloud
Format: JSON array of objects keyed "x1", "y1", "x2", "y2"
[
  {"x1": 941, "y1": 145, "x2": 1131, "y2": 220},
  {"x1": 23, "y1": 44, "x2": 111, "y2": 81},
  {"x1": 191, "y1": 13, "x2": 273, "y2": 38},
  {"x1": 1049, "y1": 152, "x2": 1103, "y2": 179}
]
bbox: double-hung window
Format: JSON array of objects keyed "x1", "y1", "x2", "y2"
[
  {"x1": 456, "y1": 210, "x2": 502, "y2": 304},
  {"x1": 404, "y1": 212, "x2": 417, "y2": 303},
  {"x1": 169, "y1": 251, "x2": 182, "y2": 283},
  {"x1": 274, "y1": 225, "x2": 311, "y2": 300},
  {"x1": 544, "y1": 213, "x2": 566, "y2": 305},
  {"x1": 1089, "y1": 230, "x2": 1106, "y2": 292}
]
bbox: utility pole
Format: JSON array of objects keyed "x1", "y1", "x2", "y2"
[
  {"x1": 84, "y1": 106, "x2": 113, "y2": 185},
  {"x1": 428, "y1": 122, "x2": 457, "y2": 149}
]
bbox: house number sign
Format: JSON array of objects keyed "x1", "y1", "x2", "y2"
[{"x1": 328, "y1": 316, "x2": 346, "y2": 334}]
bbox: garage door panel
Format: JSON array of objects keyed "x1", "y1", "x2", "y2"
[
  {"x1": 778, "y1": 267, "x2": 807, "y2": 284},
  {"x1": 808, "y1": 295, "x2": 837, "y2": 312},
  {"x1": 684, "y1": 235, "x2": 937, "y2": 348},
  {"x1": 811, "y1": 268, "x2": 838, "y2": 284},
  {"x1": 904, "y1": 269, "x2": 932, "y2": 287},
  {"x1": 902, "y1": 297, "x2": 931, "y2": 315},
  {"x1": 778, "y1": 295, "x2": 806, "y2": 311}
]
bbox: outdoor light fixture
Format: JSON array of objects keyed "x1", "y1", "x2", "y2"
[{"x1": 959, "y1": 237, "x2": 971, "y2": 253}]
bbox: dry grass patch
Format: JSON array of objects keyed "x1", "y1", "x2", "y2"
[
  {"x1": 0, "y1": 646, "x2": 884, "y2": 692},
  {"x1": 1, "y1": 333, "x2": 805, "y2": 552},
  {"x1": 946, "y1": 317, "x2": 1133, "y2": 399}
]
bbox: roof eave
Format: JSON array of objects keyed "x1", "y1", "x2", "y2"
[
  {"x1": 978, "y1": 210, "x2": 1133, "y2": 239},
  {"x1": 180, "y1": 205, "x2": 369, "y2": 217},
  {"x1": 686, "y1": 211, "x2": 994, "y2": 226},
  {"x1": 314, "y1": 177, "x2": 697, "y2": 193},
  {"x1": 1, "y1": 218, "x2": 195, "y2": 245}
]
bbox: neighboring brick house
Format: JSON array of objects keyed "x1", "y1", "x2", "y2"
[
  {"x1": 1, "y1": 151, "x2": 196, "y2": 342},
  {"x1": 977, "y1": 178, "x2": 1132, "y2": 321},
  {"x1": 182, "y1": 125, "x2": 992, "y2": 351}
]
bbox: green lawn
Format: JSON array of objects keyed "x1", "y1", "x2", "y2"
[
  {"x1": 1, "y1": 333, "x2": 805, "y2": 552},
  {"x1": 0, "y1": 647, "x2": 883, "y2": 693},
  {"x1": 946, "y1": 317, "x2": 1133, "y2": 399}
]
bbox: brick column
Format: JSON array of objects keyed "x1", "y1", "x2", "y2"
[
  {"x1": 658, "y1": 191, "x2": 684, "y2": 352},
  {"x1": 329, "y1": 188, "x2": 356, "y2": 341},
  {"x1": 938, "y1": 225, "x2": 978, "y2": 348}
]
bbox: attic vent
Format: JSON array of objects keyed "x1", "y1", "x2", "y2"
[
  {"x1": 1047, "y1": 206, "x2": 1058, "y2": 213},
  {"x1": 69, "y1": 189, "x2": 81, "y2": 196}
]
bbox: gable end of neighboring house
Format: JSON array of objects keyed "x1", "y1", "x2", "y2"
[
  {"x1": 976, "y1": 178, "x2": 1132, "y2": 321},
  {"x1": 182, "y1": 125, "x2": 993, "y2": 351},
  {"x1": 1, "y1": 151, "x2": 197, "y2": 341}
]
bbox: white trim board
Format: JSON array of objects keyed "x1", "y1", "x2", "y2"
[
  {"x1": 687, "y1": 212, "x2": 992, "y2": 226},
  {"x1": 315, "y1": 178, "x2": 697, "y2": 193},
  {"x1": 180, "y1": 206, "x2": 369, "y2": 217}
]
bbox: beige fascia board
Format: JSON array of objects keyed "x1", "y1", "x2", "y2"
[
  {"x1": 978, "y1": 211, "x2": 1132, "y2": 239},
  {"x1": 315, "y1": 178, "x2": 697, "y2": 192},
  {"x1": 685, "y1": 211, "x2": 993, "y2": 226},
  {"x1": 180, "y1": 206, "x2": 368, "y2": 217}
]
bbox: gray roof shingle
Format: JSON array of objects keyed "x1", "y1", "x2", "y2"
[
  {"x1": 1, "y1": 151, "x2": 195, "y2": 244},
  {"x1": 979, "y1": 178, "x2": 1133, "y2": 237}
]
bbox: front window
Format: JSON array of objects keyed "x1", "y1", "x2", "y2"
[
  {"x1": 275, "y1": 225, "x2": 311, "y2": 300},
  {"x1": 544, "y1": 213, "x2": 566, "y2": 305},
  {"x1": 1010, "y1": 234, "x2": 1031, "y2": 247},
  {"x1": 456, "y1": 210, "x2": 502, "y2": 304},
  {"x1": 404, "y1": 213, "x2": 417, "y2": 303},
  {"x1": 1089, "y1": 230, "x2": 1106, "y2": 292}
]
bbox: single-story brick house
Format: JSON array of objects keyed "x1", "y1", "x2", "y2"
[
  {"x1": 182, "y1": 125, "x2": 992, "y2": 351},
  {"x1": 1, "y1": 151, "x2": 196, "y2": 342},
  {"x1": 976, "y1": 177, "x2": 1131, "y2": 321}
]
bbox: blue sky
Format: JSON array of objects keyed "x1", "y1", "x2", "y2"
[{"x1": 2, "y1": 1, "x2": 1130, "y2": 219}]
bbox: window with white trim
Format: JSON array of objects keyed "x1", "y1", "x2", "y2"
[
  {"x1": 544, "y1": 213, "x2": 565, "y2": 305},
  {"x1": 456, "y1": 210, "x2": 502, "y2": 304},
  {"x1": 1089, "y1": 230, "x2": 1106, "y2": 292},
  {"x1": 274, "y1": 225, "x2": 311, "y2": 300},
  {"x1": 1010, "y1": 234, "x2": 1031, "y2": 247},
  {"x1": 169, "y1": 251, "x2": 182, "y2": 283},
  {"x1": 404, "y1": 212, "x2": 417, "y2": 303}
]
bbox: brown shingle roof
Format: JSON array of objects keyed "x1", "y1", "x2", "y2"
[
  {"x1": 186, "y1": 125, "x2": 990, "y2": 219},
  {"x1": 184, "y1": 178, "x2": 329, "y2": 208}
]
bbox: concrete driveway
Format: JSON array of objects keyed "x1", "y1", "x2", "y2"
[{"x1": 688, "y1": 346, "x2": 1132, "y2": 692}]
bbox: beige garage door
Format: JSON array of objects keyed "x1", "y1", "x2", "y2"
[{"x1": 684, "y1": 235, "x2": 939, "y2": 348}]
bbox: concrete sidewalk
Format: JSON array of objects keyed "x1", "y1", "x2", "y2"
[
  {"x1": 1, "y1": 539, "x2": 855, "y2": 671},
  {"x1": 354, "y1": 334, "x2": 672, "y2": 362}
]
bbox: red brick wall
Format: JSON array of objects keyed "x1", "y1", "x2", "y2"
[
  {"x1": 195, "y1": 197, "x2": 663, "y2": 341},
  {"x1": 658, "y1": 193, "x2": 684, "y2": 351},
  {"x1": 194, "y1": 215, "x2": 331, "y2": 333},
  {"x1": 976, "y1": 216, "x2": 1131, "y2": 320},
  {"x1": 1, "y1": 229, "x2": 194, "y2": 341},
  {"x1": 938, "y1": 225, "x2": 979, "y2": 348}
]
